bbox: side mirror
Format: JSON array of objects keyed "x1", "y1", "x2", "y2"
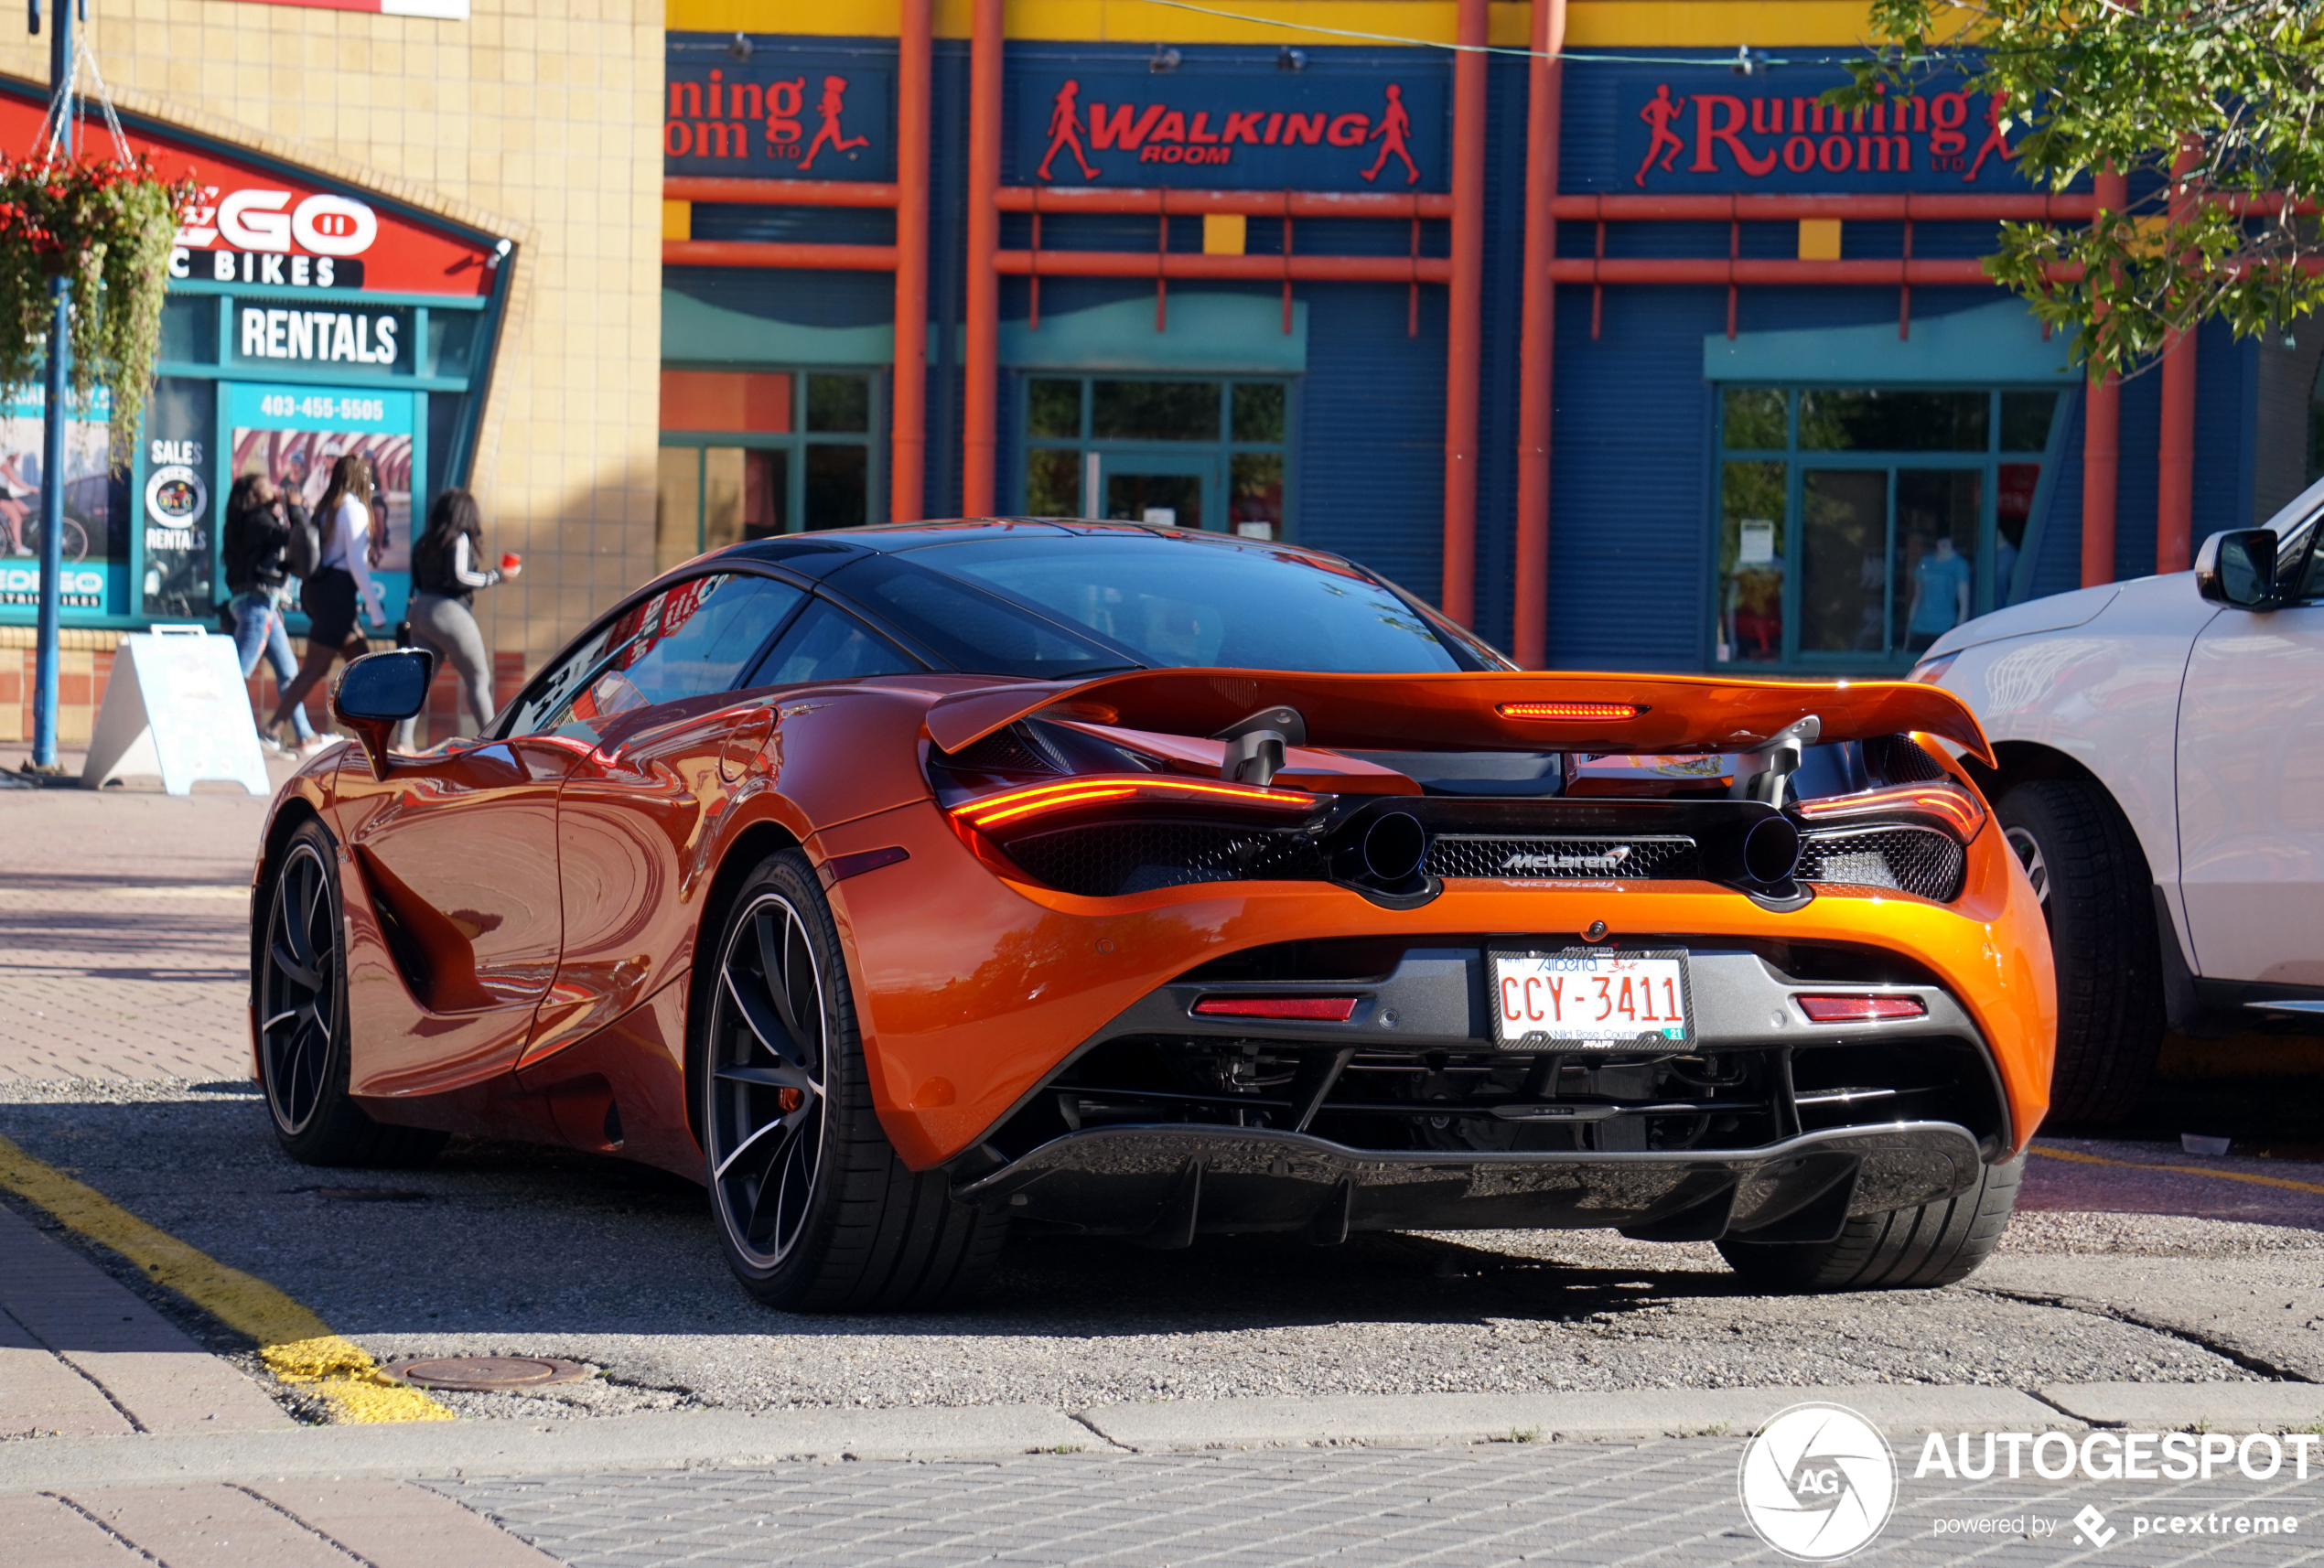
[
  {"x1": 332, "y1": 648, "x2": 436, "y2": 780},
  {"x1": 2195, "y1": 529, "x2": 2280, "y2": 609}
]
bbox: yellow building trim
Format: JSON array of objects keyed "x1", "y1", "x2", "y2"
[
  {"x1": 663, "y1": 199, "x2": 694, "y2": 242},
  {"x1": 1797, "y1": 218, "x2": 1841, "y2": 261},
  {"x1": 670, "y1": 0, "x2": 1879, "y2": 50},
  {"x1": 1203, "y1": 212, "x2": 1249, "y2": 253}
]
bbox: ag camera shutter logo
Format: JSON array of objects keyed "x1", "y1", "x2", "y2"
[{"x1": 1738, "y1": 1402, "x2": 1899, "y2": 1560}]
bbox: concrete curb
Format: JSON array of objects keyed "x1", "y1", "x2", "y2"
[
  {"x1": 5, "y1": 1381, "x2": 2318, "y2": 1491},
  {"x1": 1077, "y1": 1384, "x2": 2073, "y2": 1449},
  {"x1": 2041, "y1": 1381, "x2": 2324, "y2": 1431},
  {"x1": 0, "y1": 1405, "x2": 1102, "y2": 1491}
]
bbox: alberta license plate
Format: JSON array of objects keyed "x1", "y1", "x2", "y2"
[{"x1": 1489, "y1": 947, "x2": 1694, "y2": 1050}]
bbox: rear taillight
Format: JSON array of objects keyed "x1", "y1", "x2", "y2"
[
  {"x1": 1192, "y1": 995, "x2": 1361, "y2": 1022},
  {"x1": 950, "y1": 775, "x2": 1317, "y2": 831},
  {"x1": 1498, "y1": 700, "x2": 1644, "y2": 721},
  {"x1": 1794, "y1": 994, "x2": 1927, "y2": 1023},
  {"x1": 1793, "y1": 781, "x2": 1985, "y2": 842}
]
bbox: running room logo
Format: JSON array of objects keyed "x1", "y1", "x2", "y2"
[
  {"x1": 662, "y1": 46, "x2": 894, "y2": 180},
  {"x1": 1615, "y1": 73, "x2": 2028, "y2": 193},
  {"x1": 1738, "y1": 1403, "x2": 1899, "y2": 1560}
]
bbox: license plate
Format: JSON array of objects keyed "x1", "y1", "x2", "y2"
[{"x1": 1489, "y1": 947, "x2": 1694, "y2": 1050}]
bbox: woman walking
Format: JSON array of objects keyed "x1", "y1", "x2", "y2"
[
  {"x1": 393, "y1": 488, "x2": 518, "y2": 750},
  {"x1": 221, "y1": 475, "x2": 328, "y2": 757},
  {"x1": 268, "y1": 454, "x2": 386, "y2": 741}
]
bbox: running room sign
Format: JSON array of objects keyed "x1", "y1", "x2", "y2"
[
  {"x1": 1013, "y1": 69, "x2": 1448, "y2": 191},
  {"x1": 663, "y1": 39, "x2": 895, "y2": 181}
]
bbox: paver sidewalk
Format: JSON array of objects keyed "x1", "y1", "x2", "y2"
[
  {"x1": 0, "y1": 1480, "x2": 560, "y2": 1567},
  {"x1": 0, "y1": 1205, "x2": 565, "y2": 1563},
  {"x1": 0, "y1": 788, "x2": 274, "y2": 1082}
]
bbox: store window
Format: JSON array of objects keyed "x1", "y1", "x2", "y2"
[
  {"x1": 1713, "y1": 387, "x2": 2062, "y2": 671},
  {"x1": 657, "y1": 369, "x2": 881, "y2": 574},
  {"x1": 1019, "y1": 375, "x2": 1291, "y2": 541}
]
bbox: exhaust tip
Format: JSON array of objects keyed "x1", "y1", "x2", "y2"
[
  {"x1": 1738, "y1": 814, "x2": 1802, "y2": 886},
  {"x1": 1361, "y1": 811, "x2": 1429, "y2": 886}
]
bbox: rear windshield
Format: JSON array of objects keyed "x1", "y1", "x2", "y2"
[{"x1": 908, "y1": 535, "x2": 1472, "y2": 673}]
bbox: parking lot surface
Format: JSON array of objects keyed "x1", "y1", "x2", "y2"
[{"x1": 5, "y1": 783, "x2": 2323, "y2": 1567}]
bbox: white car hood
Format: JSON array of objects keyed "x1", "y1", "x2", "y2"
[{"x1": 1923, "y1": 582, "x2": 2125, "y2": 659}]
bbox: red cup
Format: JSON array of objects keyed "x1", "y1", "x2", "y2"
[{"x1": 500, "y1": 552, "x2": 522, "y2": 572}]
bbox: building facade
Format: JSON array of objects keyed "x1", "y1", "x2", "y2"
[
  {"x1": 660, "y1": 0, "x2": 2314, "y2": 675},
  {"x1": 0, "y1": 0, "x2": 662, "y2": 744},
  {"x1": 5, "y1": 0, "x2": 2313, "y2": 748}
]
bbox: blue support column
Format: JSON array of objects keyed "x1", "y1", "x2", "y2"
[{"x1": 28, "y1": 0, "x2": 76, "y2": 771}]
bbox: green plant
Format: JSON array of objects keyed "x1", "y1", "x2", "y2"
[
  {"x1": 1833, "y1": 0, "x2": 2324, "y2": 381},
  {"x1": 0, "y1": 153, "x2": 194, "y2": 455}
]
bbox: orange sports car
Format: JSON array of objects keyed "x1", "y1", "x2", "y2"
[{"x1": 250, "y1": 521, "x2": 2052, "y2": 1310}]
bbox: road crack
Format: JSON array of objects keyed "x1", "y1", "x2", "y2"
[{"x1": 1969, "y1": 1284, "x2": 2322, "y2": 1384}]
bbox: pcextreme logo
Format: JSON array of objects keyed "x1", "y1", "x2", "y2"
[{"x1": 1738, "y1": 1403, "x2": 1899, "y2": 1561}]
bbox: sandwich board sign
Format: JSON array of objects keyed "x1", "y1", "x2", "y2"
[{"x1": 81, "y1": 626, "x2": 273, "y2": 796}]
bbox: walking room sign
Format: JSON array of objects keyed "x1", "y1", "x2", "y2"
[{"x1": 1013, "y1": 68, "x2": 1448, "y2": 190}]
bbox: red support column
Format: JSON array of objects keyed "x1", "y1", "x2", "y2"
[
  {"x1": 2156, "y1": 143, "x2": 2200, "y2": 575},
  {"x1": 1512, "y1": 0, "x2": 1565, "y2": 668},
  {"x1": 890, "y1": 0, "x2": 931, "y2": 521},
  {"x1": 1440, "y1": 0, "x2": 1486, "y2": 627},
  {"x1": 2081, "y1": 169, "x2": 2126, "y2": 588},
  {"x1": 962, "y1": 0, "x2": 1004, "y2": 518}
]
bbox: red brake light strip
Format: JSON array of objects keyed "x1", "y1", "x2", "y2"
[
  {"x1": 953, "y1": 775, "x2": 1315, "y2": 830},
  {"x1": 1499, "y1": 701, "x2": 1643, "y2": 721},
  {"x1": 1794, "y1": 994, "x2": 1928, "y2": 1024},
  {"x1": 1794, "y1": 782, "x2": 1985, "y2": 840},
  {"x1": 1193, "y1": 995, "x2": 1361, "y2": 1022}
]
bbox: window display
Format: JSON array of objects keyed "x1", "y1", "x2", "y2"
[{"x1": 1713, "y1": 386, "x2": 2060, "y2": 671}]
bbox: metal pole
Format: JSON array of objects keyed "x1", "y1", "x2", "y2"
[{"x1": 30, "y1": 0, "x2": 74, "y2": 771}]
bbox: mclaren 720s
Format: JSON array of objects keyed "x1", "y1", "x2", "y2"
[{"x1": 249, "y1": 521, "x2": 2053, "y2": 1310}]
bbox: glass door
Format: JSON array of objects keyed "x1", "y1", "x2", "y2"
[{"x1": 1096, "y1": 448, "x2": 1218, "y2": 531}]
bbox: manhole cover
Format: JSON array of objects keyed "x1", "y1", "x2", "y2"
[{"x1": 383, "y1": 1356, "x2": 590, "y2": 1392}]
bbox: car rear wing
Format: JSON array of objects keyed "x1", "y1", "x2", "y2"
[{"x1": 922, "y1": 669, "x2": 1995, "y2": 767}]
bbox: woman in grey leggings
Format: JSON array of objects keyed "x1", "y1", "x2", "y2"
[{"x1": 394, "y1": 489, "x2": 520, "y2": 750}]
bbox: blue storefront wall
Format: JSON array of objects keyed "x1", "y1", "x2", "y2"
[{"x1": 664, "y1": 38, "x2": 2258, "y2": 671}]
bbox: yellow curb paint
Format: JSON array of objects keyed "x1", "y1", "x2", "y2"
[
  {"x1": 2033, "y1": 1143, "x2": 2324, "y2": 1197},
  {"x1": 0, "y1": 1133, "x2": 452, "y2": 1423}
]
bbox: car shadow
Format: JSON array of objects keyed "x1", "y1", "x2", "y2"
[{"x1": 0, "y1": 1090, "x2": 1749, "y2": 1348}]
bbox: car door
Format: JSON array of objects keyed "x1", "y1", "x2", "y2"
[
  {"x1": 523, "y1": 573, "x2": 814, "y2": 1068},
  {"x1": 332, "y1": 620, "x2": 633, "y2": 1098},
  {"x1": 2176, "y1": 521, "x2": 2324, "y2": 983}
]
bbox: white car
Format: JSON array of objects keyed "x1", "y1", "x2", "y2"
[{"x1": 1916, "y1": 477, "x2": 2324, "y2": 1122}]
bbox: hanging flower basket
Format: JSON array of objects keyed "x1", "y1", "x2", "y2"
[{"x1": 0, "y1": 153, "x2": 195, "y2": 454}]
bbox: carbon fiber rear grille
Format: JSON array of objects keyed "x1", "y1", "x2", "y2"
[
  {"x1": 1426, "y1": 835, "x2": 1700, "y2": 880},
  {"x1": 1798, "y1": 827, "x2": 1965, "y2": 901},
  {"x1": 1003, "y1": 822, "x2": 1330, "y2": 897}
]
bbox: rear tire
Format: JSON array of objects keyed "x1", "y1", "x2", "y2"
[
  {"x1": 1716, "y1": 1154, "x2": 2023, "y2": 1291},
  {"x1": 698, "y1": 848, "x2": 1007, "y2": 1312},
  {"x1": 255, "y1": 822, "x2": 448, "y2": 1169},
  {"x1": 1997, "y1": 779, "x2": 2162, "y2": 1125}
]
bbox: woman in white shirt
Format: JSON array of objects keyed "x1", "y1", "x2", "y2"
[{"x1": 268, "y1": 453, "x2": 387, "y2": 743}]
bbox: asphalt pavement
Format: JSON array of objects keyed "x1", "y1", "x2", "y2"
[{"x1": 5, "y1": 779, "x2": 2324, "y2": 1566}]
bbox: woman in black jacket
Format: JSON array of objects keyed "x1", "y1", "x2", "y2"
[
  {"x1": 222, "y1": 475, "x2": 325, "y2": 757},
  {"x1": 393, "y1": 488, "x2": 519, "y2": 750}
]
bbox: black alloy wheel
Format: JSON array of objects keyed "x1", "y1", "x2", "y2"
[
  {"x1": 1996, "y1": 779, "x2": 2161, "y2": 1125},
  {"x1": 254, "y1": 821, "x2": 447, "y2": 1167},
  {"x1": 705, "y1": 886, "x2": 832, "y2": 1272},
  {"x1": 698, "y1": 849, "x2": 1006, "y2": 1311},
  {"x1": 259, "y1": 834, "x2": 338, "y2": 1139}
]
